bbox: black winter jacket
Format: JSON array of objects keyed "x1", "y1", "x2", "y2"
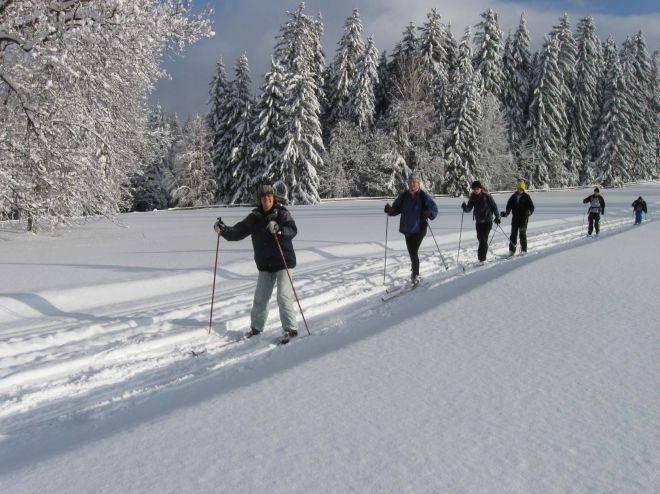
[
  {"x1": 583, "y1": 194, "x2": 605, "y2": 214},
  {"x1": 221, "y1": 203, "x2": 297, "y2": 272},
  {"x1": 465, "y1": 192, "x2": 500, "y2": 223},
  {"x1": 632, "y1": 199, "x2": 647, "y2": 213},
  {"x1": 505, "y1": 192, "x2": 535, "y2": 220}
]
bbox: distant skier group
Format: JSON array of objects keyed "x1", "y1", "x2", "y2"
[{"x1": 211, "y1": 177, "x2": 649, "y2": 342}]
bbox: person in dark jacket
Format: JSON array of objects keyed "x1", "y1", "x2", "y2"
[
  {"x1": 214, "y1": 184, "x2": 298, "y2": 340},
  {"x1": 461, "y1": 180, "x2": 501, "y2": 263},
  {"x1": 582, "y1": 187, "x2": 605, "y2": 236},
  {"x1": 500, "y1": 179, "x2": 535, "y2": 255},
  {"x1": 384, "y1": 172, "x2": 438, "y2": 284},
  {"x1": 632, "y1": 196, "x2": 647, "y2": 225}
]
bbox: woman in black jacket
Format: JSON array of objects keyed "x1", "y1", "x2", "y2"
[
  {"x1": 461, "y1": 181, "x2": 500, "y2": 263},
  {"x1": 500, "y1": 179, "x2": 535, "y2": 255},
  {"x1": 214, "y1": 184, "x2": 299, "y2": 341}
]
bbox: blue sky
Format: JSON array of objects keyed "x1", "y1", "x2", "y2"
[
  {"x1": 153, "y1": 1, "x2": 659, "y2": 118},
  {"x1": 504, "y1": 0, "x2": 659, "y2": 15}
]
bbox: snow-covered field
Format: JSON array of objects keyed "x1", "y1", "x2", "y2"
[{"x1": 1, "y1": 185, "x2": 659, "y2": 493}]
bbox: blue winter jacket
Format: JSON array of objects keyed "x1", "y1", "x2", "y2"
[{"x1": 388, "y1": 189, "x2": 438, "y2": 235}]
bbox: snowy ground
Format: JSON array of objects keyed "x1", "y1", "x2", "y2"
[{"x1": 1, "y1": 185, "x2": 659, "y2": 493}]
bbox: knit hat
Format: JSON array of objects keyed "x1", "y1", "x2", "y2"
[
  {"x1": 408, "y1": 171, "x2": 421, "y2": 182},
  {"x1": 257, "y1": 184, "x2": 275, "y2": 197},
  {"x1": 517, "y1": 179, "x2": 526, "y2": 191},
  {"x1": 471, "y1": 180, "x2": 483, "y2": 190},
  {"x1": 594, "y1": 187, "x2": 600, "y2": 193}
]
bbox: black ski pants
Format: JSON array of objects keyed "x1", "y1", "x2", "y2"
[
  {"x1": 588, "y1": 212, "x2": 600, "y2": 235},
  {"x1": 475, "y1": 222, "x2": 492, "y2": 262},
  {"x1": 405, "y1": 232, "x2": 425, "y2": 277},
  {"x1": 509, "y1": 216, "x2": 529, "y2": 252}
]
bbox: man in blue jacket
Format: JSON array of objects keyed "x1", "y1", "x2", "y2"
[{"x1": 384, "y1": 172, "x2": 438, "y2": 285}]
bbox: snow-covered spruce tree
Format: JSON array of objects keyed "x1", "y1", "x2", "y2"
[
  {"x1": 621, "y1": 33, "x2": 655, "y2": 180},
  {"x1": 274, "y1": 2, "x2": 325, "y2": 101},
  {"x1": 444, "y1": 28, "x2": 482, "y2": 197},
  {"x1": 0, "y1": 0, "x2": 211, "y2": 231},
  {"x1": 224, "y1": 54, "x2": 255, "y2": 204},
  {"x1": 652, "y1": 50, "x2": 660, "y2": 177},
  {"x1": 528, "y1": 35, "x2": 568, "y2": 189},
  {"x1": 327, "y1": 9, "x2": 364, "y2": 130},
  {"x1": 473, "y1": 8, "x2": 504, "y2": 100},
  {"x1": 571, "y1": 17, "x2": 601, "y2": 183},
  {"x1": 206, "y1": 58, "x2": 232, "y2": 201},
  {"x1": 595, "y1": 42, "x2": 632, "y2": 187},
  {"x1": 391, "y1": 23, "x2": 419, "y2": 70},
  {"x1": 418, "y1": 9, "x2": 449, "y2": 121},
  {"x1": 503, "y1": 14, "x2": 532, "y2": 157},
  {"x1": 550, "y1": 14, "x2": 578, "y2": 185},
  {"x1": 269, "y1": 2, "x2": 324, "y2": 203},
  {"x1": 250, "y1": 59, "x2": 288, "y2": 195},
  {"x1": 265, "y1": 71, "x2": 322, "y2": 204},
  {"x1": 171, "y1": 115, "x2": 217, "y2": 207},
  {"x1": 352, "y1": 35, "x2": 379, "y2": 130}
]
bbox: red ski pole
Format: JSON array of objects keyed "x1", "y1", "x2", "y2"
[
  {"x1": 208, "y1": 231, "x2": 221, "y2": 334},
  {"x1": 273, "y1": 232, "x2": 310, "y2": 336}
]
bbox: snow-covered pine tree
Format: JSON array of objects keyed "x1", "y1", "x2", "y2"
[
  {"x1": 502, "y1": 14, "x2": 532, "y2": 158},
  {"x1": 352, "y1": 36, "x2": 379, "y2": 130},
  {"x1": 328, "y1": 9, "x2": 365, "y2": 129},
  {"x1": 652, "y1": 50, "x2": 660, "y2": 177},
  {"x1": 206, "y1": 58, "x2": 232, "y2": 201},
  {"x1": 528, "y1": 35, "x2": 568, "y2": 188},
  {"x1": 270, "y1": 2, "x2": 325, "y2": 203},
  {"x1": 392, "y1": 23, "x2": 419, "y2": 69},
  {"x1": 224, "y1": 54, "x2": 255, "y2": 204},
  {"x1": 550, "y1": 14, "x2": 578, "y2": 185},
  {"x1": 595, "y1": 40, "x2": 632, "y2": 187},
  {"x1": 572, "y1": 17, "x2": 601, "y2": 184},
  {"x1": 473, "y1": 9, "x2": 504, "y2": 100},
  {"x1": 444, "y1": 28, "x2": 482, "y2": 196},
  {"x1": 250, "y1": 58, "x2": 288, "y2": 197},
  {"x1": 419, "y1": 8, "x2": 449, "y2": 121},
  {"x1": 274, "y1": 2, "x2": 325, "y2": 97},
  {"x1": 621, "y1": 32, "x2": 654, "y2": 180},
  {"x1": 269, "y1": 71, "x2": 323, "y2": 204},
  {"x1": 172, "y1": 114, "x2": 217, "y2": 207}
]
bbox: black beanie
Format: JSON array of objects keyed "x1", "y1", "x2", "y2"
[{"x1": 471, "y1": 180, "x2": 483, "y2": 189}]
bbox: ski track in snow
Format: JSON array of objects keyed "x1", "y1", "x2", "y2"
[{"x1": 0, "y1": 207, "x2": 644, "y2": 436}]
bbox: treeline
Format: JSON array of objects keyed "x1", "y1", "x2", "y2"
[{"x1": 175, "y1": 4, "x2": 655, "y2": 206}]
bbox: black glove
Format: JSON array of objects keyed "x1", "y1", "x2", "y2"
[
  {"x1": 494, "y1": 217, "x2": 501, "y2": 225},
  {"x1": 213, "y1": 219, "x2": 225, "y2": 234},
  {"x1": 384, "y1": 203, "x2": 392, "y2": 214},
  {"x1": 461, "y1": 202, "x2": 467, "y2": 212},
  {"x1": 500, "y1": 211, "x2": 508, "y2": 218}
]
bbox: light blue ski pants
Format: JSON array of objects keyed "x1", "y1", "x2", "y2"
[{"x1": 251, "y1": 270, "x2": 298, "y2": 332}]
